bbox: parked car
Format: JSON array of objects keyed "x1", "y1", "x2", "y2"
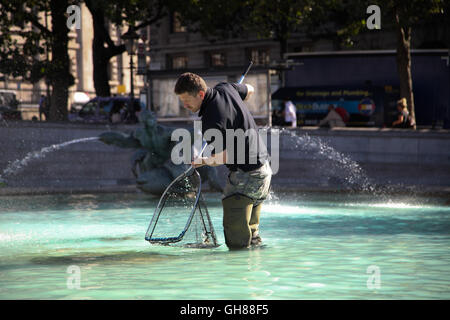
[
  {"x1": 68, "y1": 96, "x2": 144, "y2": 123},
  {"x1": 70, "y1": 91, "x2": 91, "y2": 113},
  {"x1": 0, "y1": 90, "x2": 21, "y2": 120}
]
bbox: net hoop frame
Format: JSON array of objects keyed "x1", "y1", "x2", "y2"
[{"x1": 145, "y1": 167, "x2": 203, "y2": 244}]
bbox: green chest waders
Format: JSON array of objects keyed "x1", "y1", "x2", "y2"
[
  {"x1": 249, "y1": 203, "x2": 262, "y2": 245},
  {"x1": 222, "y1": 194, "x2": 254, "y2": 249}
]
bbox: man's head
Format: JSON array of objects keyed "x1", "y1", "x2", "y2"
[{"x1": 174, "y1": 73, "x2": 207, "y2": 113}]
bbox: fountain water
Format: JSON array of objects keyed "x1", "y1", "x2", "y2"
[
  {"x1": 0, "y1": 137, "x2": 99, "y2": 183},
  {"x1": 283, "y1": 129, "x2": 374, "y2": 191},
  {"x1": 1, "y1": 128, "x2": 383, "y2": 197},
  {"x1": 260, "y1": 127, "x2": 375, "y2": 192},
  {"x1": 262, "y1": 127, "x2": 426, "y2": 206}
]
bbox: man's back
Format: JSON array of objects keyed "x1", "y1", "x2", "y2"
[{"x1": 199, "y1": 82, "x2": 266, "y2": 172}]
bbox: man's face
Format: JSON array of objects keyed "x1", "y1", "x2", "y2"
[{"x1": 178, "y1": 91, "x2": 205, "y2": 113}]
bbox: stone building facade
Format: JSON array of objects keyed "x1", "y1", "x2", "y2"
[
  {"x1": 1, "y1": 5, "x2": 446, "y2": 122},
  {"x1": 0, "y1": 3, "x2": 147, "y2": 119}
]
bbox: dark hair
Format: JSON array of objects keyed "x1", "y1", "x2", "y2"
[{"x1": 174, "y1": 73, "x2": 207, "y2": 96}]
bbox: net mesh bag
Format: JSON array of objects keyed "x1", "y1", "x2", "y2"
[{"x1": 145, "y1": 169, "x2": 218, "y2": 248}]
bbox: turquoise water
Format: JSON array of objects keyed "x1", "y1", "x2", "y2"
[{"x1": 0, "y1": 192, "x2": 449, "y2": 299}]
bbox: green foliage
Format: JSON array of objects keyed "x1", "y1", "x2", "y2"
[
  {"x1": 85, "y1": 0, "x2": 169, "y2": 31},
  {"x1": 312, "y1": 0, "x2": 448, "y2": 48},
  {"x1": 175, "y1": 0, "x2": 447, "y2": 51},
  {"x1": 174, "y1": 0, "x2": 316, "y2": 56},
  {"x1": 172, "y1": 0, "x2": 252, "y2": 39},
  {"x1": 245, "y1": 0, "x2": 310, "y2": 40},
  {"x1": 0, "y1": 0, "x2": 79, "y2": 83},
  {"x1": 0, "y1": 1, "x2": 48, "y2": 81}
]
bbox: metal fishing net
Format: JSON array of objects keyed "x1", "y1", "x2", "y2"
[{"x1": 145, "y1": 168, "x2": 218, "y2": 248}]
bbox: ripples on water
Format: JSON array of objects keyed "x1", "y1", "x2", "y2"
[{"x1": 0, "y1": 192, "x2": 449, "y2": 299}]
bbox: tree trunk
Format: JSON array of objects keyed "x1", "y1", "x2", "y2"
[
  {"x1": 395, "y1": 10, "x2": 416, "y2": 129},
  {"x1": 86, "y1": 1, "x2": 126, "y2": 97},
  {"x1": 86, "y1": 0, "x2": 167, "y2": 98},
  {"x1": 48, "y1": 0, "x2": 73, "y2": 121},
  {"x1": 279, "y1": 37, "x2": 288, "y2": 59},
  {"x1": 92, "y1": 27, "x2": 113, "y2": 97},
  {"x1": 278, "y1": 20, "x2": 289, "y2": 60},
  {"x1": 91, "y1": 8, "x2": 113, "y2": 97}
]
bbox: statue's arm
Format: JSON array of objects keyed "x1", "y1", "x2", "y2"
[{"x1": 98, "y1": 131, "x2": 141, "y2": 149}]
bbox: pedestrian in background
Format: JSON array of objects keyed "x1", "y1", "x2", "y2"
[
  {"x1": 283, "y1": 100, "x2": 297, "y2": 128},
  {"x1": 38, "y1": 94, "x2": 48, "y2": 121},
  {"x1": 319, "y1": 104, "x2": 346, "y2": 128},
  {"x1": 392, "y1": 98, "x2": 413, "y2": 128}
]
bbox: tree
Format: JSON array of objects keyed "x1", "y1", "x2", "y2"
[
  {"x1": 84, "y1": 0, "x2": 169, "y2": 97},
  {"x1": 0, "y1": 0, "x2": 77, "y2": 121},
  {"x1": 309, "y1": 0, "x2": 447, "y2": 129},
  {"x1": 389, "y1": 0, "x2": 446, "y2": 129},
  {"x1": 48, "y1": 0, "x2": 76, "y2": 121},
  {"x1": 172, "y1": 0, "x2": 251, "y2": 40},
  {"x1": 175, "y1": 0, "x2": 313, "y2": 59},
  {"x1": 176, "y1": 1, "x2": 447, "y2": 128},
  {"x1": 245, "y1": 0, "x2": 313, "y2": 59}
]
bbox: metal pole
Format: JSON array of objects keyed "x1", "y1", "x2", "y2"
[
  {"x1": 45, "y1": 10, "x2": 51, "y2": 120},
  {"x1": 267, "y1": 69, "x2": 272, "y2": 127},
  {"x1": 130, "y1": 53, "x2": 134, "y2": 100},
  {"x1": 128, "y1": 52, "x2": 134, "y2": 122},
  {"x1": 147, "y1": 72, "x2": 152, "y2": 111}
]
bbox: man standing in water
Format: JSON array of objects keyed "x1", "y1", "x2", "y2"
[{"x1": 174, "y1": 73, "x2": 272, "y2": 249}]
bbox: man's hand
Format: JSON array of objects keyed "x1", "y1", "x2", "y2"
[
  {"x1": 192, "y1": 157, "x2": 207, "y2": 168},
  {"x1": 192, "y1": 149, "x2": 227, "y2": 168},
  {"x1": 244, "y1": 84, "x2": 254, "y2": 101}
]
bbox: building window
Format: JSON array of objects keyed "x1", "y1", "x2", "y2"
[
  {"x1": 170, "y1": 55, "x2": 188, "y2": 69},
  {"x1": 171, "y1": 12, "x2": 187, "y2": 33},
  {"x1": 209, "y1": 52, "x2": 226, "y2": 67},
  {"x1": 249, "y1": 48, "x2": 270, "y2": 66}
]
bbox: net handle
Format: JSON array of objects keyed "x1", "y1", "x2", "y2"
[
  {"x1": 238, "y1": 61, "x2": 253, "y2": 84},
  {"x1": 185, "y1": 60, "x2": 251, "y2": 171},
  {"x1": 145, "y1": 61, "x2": 253, "y2": 244},
  {"x1": 189, "y1": 141, "x2": 208, "y2": 173},
  {"x1": 156, "y1": 58, "x2": 252, "y2": 191}
]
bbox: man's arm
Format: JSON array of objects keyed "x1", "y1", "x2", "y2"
[{"x1": 230, "y1": 82, "x2": 253, "y2": 101}]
